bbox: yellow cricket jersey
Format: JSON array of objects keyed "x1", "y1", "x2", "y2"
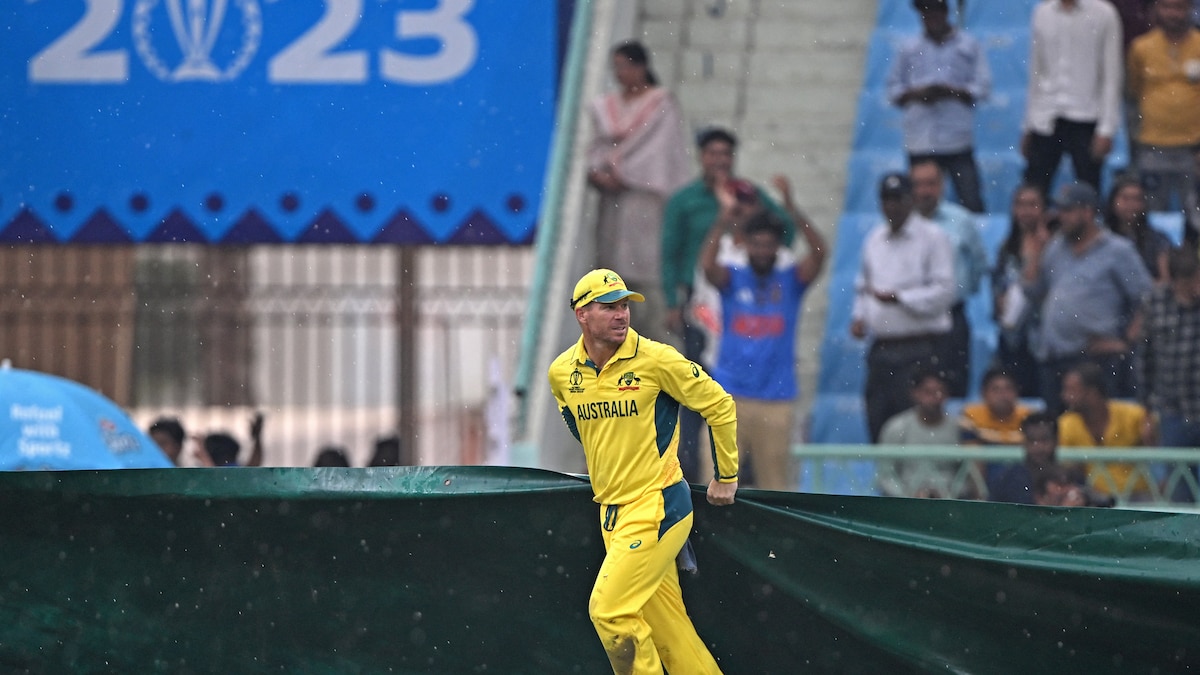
[{"x1": 548, "y1": 328, "x2": 738, "y2": 506}]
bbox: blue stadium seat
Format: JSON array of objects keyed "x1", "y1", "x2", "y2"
[
  {"x1": 862, "y1": 31, "x2": 908, "y2": 89},
  {"x1": 817, "y1": 335, "x2": 868, "y2": 395},
  {"x1": 842, "y1": 151, "x2": 906, "y2": 213},
  {"x1": 851, "y1": 91, "x2": 904, "y2": 151},
  {"x1": 829, "y1": 213, "x2": 879, "y2": 278},
  {"x1": 976, "y1": 214, "x2": 1011, "y2": 260},
  {"x1": 806, "y1": 395, "x2": 871, "y2": 446},
  {"x1": 876, "y1": 0, "x2": 922, "y2": 34},
  {"x1": 1149, "y1": 212, "x2": 1186, "y2": 246},
  {"x1": 978, "y1": 32, "x2": 1030, "y2": 91},
  {"x1": 975, "y1": 88, "x2": 1025, "y2": 152},
  {"x1": 977, "y1": 150, "x2": 1026, "y2": 216},
  {"x1": 963, "y1": 0, "x2": 1035, "y2": 30}
]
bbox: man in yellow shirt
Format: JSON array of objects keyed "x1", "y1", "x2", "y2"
[
  {"x1": 959, "y1": 367, "x2": 1033, "y2": 497},
  {"x1": 1058, "y1": 362, "x2": 1158, "y2": 500},
  {"x1": 1127, "y1": 0, "x2": 1200, "y2": 240},
  {"x1": 548, "y1": 269, "x2": 738, "y2": 675}
]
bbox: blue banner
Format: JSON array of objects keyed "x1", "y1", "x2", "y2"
[{"x1": 0, "y1": 0, "x2": 557, "y2": 244}]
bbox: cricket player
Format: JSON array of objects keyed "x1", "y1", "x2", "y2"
[{"x1": 548, "y1": 268, "x2": 739, "y2": 674}]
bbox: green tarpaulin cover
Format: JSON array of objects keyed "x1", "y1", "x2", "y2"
[{"x1": 0, "y1": 466, "x2": 1197, "y2": 673}]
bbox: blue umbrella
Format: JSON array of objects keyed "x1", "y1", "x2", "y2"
[{"x1": 0, "y1": 361, "x2": 172, "y2": 471}]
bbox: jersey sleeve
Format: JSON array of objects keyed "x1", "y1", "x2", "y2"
[
  {"x1": 547, "y1": 360, "x2": 581, "y2": 444},
  {"x1": 654, "y1": 343, "x2": 739, "y2": 482}
]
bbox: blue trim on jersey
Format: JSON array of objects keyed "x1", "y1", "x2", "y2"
[
  {"x1": 654, "y1": 392, "x2": 680, "y2": 457},
  {"x1": 560, "y1": 406, "x2": 581, "y2": 443},
  {"x1": 658, "y1": 481, "x2": 693, "y2": 541},
  {"x1": 604, "y1": 504, "x2": 619, "y2": 532},
  {"x1": 709, "y1": 426, "x2": 737, "y2": 480}
]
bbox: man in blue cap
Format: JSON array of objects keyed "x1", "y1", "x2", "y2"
[{"x1": 1021, "y1": 182, "x2": 1153, "y2": 413}]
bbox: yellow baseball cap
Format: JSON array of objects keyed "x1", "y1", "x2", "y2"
[{"x1": 570, "y1": 269, "x2": 645, "y2": 309}]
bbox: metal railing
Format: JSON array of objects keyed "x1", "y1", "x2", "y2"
[{"x1": 794, "y1": 444, "x2": 1200, "y2": 508}]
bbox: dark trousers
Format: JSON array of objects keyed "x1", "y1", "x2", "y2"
[
  {"x1": 865, "y1": 336, "x2": 939, "y2": 443},
  {"x1": 909, "y1": 150, "x2": 986, "y2": 213},
  {"x1": 1023, "y1": 118, "x2": 1103, "y2": 197},
  {"x1": 935, "y1": 302, "x2": 971, "y2": 398},
  {"x1": 994, "y1": 334, "x2": 1041, "y2": 399},
  {"x1": 1038, "y1": 351, "x2": 1136, "y2": 416}
]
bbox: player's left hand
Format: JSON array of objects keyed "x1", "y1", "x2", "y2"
[{"x1": 706, "y1": 479, "x2": 737, "y2": 506}]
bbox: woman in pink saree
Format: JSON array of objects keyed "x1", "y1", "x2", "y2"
[{"x1": 587, "y1": 41, "x2": 692, "y2": 343}]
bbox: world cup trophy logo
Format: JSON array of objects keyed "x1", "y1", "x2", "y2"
[
  {"x1": 168, "y1": 0, "x2": 227, "y2": 79},
  {"x1": 133, "y1": 0, "x2": 261, "y2": 81}
]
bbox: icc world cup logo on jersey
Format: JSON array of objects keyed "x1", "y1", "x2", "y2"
[
  {"x1": 133, "y1": 0, "x2": 262, "y2": 81},
  {"x1": 569, "y1": 368, "x2": 585, "y2": 393}
]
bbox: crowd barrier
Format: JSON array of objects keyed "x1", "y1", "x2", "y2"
[{"x1": 2, "y1": 466, "x2": 1197, "y2": 672}]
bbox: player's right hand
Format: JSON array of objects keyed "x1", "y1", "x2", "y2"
[{"x1": 707, "y1": 479, "x2": 737, "y2": 506}]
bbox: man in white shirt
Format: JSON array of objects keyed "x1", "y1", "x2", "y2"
[
  {"x1": 1021, "y1": 0, "x2": 1123, "y2": 196},
  {"x1": 851, "y1": 173, "x2": 958, "y2": 443}
]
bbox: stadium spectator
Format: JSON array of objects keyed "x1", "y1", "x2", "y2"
[
  {"x1": 1022, "y1": 182, "x2": 1153, "y2": 414},
  {"x1": 1032, "y1": 464, "x2": 1094, "y2": 506},
  {"x1": 661, "y1": 126, "x2": 795, "y2": 481},
  {"x1": 313, "y1": 446, "x2": 351, "y2": 467},
  {"x1": 1021, "y1": 0, "x2": 1123, "y2": 196},
  {"x1": 961, "y1": 368, "x2": 1033, "y2": 445},
  {"x1": 1127, "y1": 0, "x2": 1200, "y2": 243},
  {"x1": 199, "y1": 412, "x2": 265, "y2": 468},
  {"x1": 148, "y1": 416, "x2": 186, "y2": 466},
  {"x1": 878, "y1": 366, "x2": 962, "y2": 498},
  {"x1": 911, "y1": 159, "x2": 989, "y2": 397},
  {"x1": 886, "y1": 0, "x2": 991, "y2": 213},
  {"x1": 960, "y1": 367, "x2": 1034, "y2": 493},
  {"x1": 992, "y1": 184, "x2": 1057, "y2": 397},
  {"x1": 988, "y1": 411, "x2": 1073, "y2": 503},
  {"x1": 1059, "y1": 362, "x2": 1158, "y2": 501},
  {"x1": 1104, "y1": 175, "x2": 1173, "y2": 282},
  {"x1": 369, "y1": 435, "x2": 403, "y2": 466},
  {"x1": 700, "y1": 182, "x2": 826, "y2": 491},
  {"x1": 851, "y1": 172, "x2": 956, "y2": 443},
  {"x1": 587, "y1": 41, "x2": 691, "y2": 344},
  {"x1": 1140, "y1": 247, "x2": 1200, "y2": 501}
]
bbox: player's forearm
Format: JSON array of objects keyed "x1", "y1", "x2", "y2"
[{"x1": 708, "y1": 420, "x2": 739, "y2": 481}]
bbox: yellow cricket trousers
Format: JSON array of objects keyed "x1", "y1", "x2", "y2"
[{"x1": 590, "y1": 480, "x2": 722, "y2": 675}]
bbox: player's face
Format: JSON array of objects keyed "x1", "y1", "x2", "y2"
[{"x1": 580, "y1": 300, "x2": 630, "y2": 347}]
